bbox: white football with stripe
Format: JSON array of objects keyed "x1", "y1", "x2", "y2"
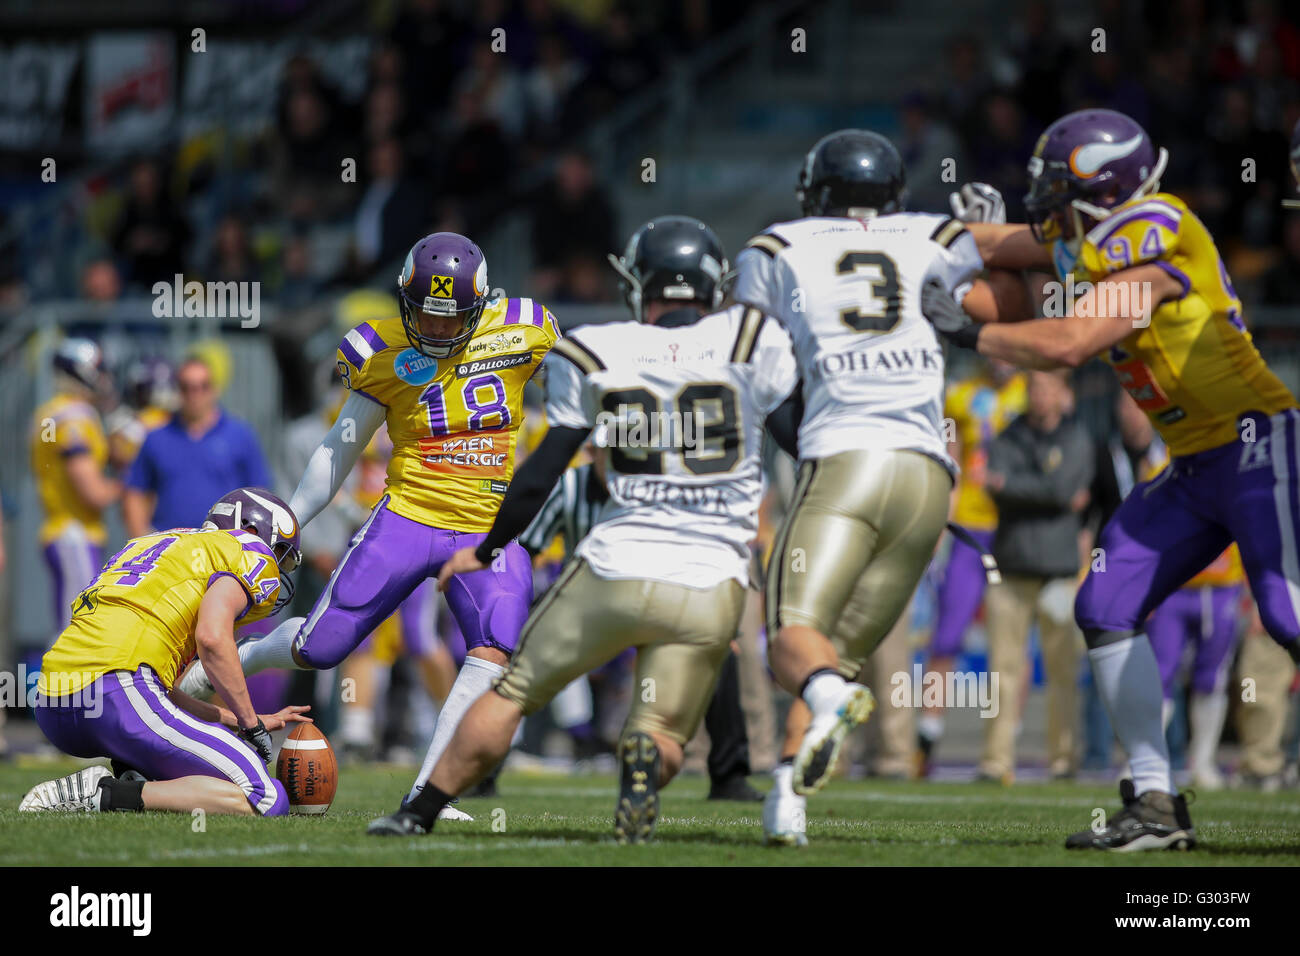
[{"x1": 275, "y1": 723, "x2": 338, "y2": 815}]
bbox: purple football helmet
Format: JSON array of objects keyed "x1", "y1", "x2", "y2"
[
  {"x1": 397, "y1": 232, "x2": 490, "y2": 359},
  {"x1": 203, "y1": 487, "x2": 302, "y2": 611},
  {"x1": 1024, "y1": 109, "x2": 1168, "y2": 246},
  {"x1": 53, "y1": 338, "x2": 107, "y2": 393}
]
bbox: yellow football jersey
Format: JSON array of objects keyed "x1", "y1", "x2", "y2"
[
  {"x1": 1184, "y1": 544, "x2": 1245, "y2": 589},
  {"x1": 108, "y1": 405, "x2": 171, "y2": 468},
  {"x1": 31, "y1": 393, "x2": 110, "y2": 545},
  {"x1": 335, "y1": 298, "x2": 560, "y2": 530},
  {"x1": 945, "y1": 372, "x2": 1026, "y2": 529},
  {"x1": 39, "y1": 527, "x2": 283, "y2": 695},
  {"x1": 1075, "y1": 192, "x2": 1297, "y2": 457}
]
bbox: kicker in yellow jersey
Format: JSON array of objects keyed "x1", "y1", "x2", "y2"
[{"x1": 174, "y1": 234, "x2": 559, "y2": 690}]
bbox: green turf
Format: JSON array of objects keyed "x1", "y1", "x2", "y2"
[{"x1": 2, "y1": 759, "x2": 1298, "y2": 865}]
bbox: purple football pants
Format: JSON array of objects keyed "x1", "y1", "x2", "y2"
[
  {"x1": 294, "y1": 496, "x2": 533, "y2": 670},
  {"x1": 929, "y1": 528, "x2": 995, "y2": 657},
  {"x1": 1146, "y1": 584, "x2": 1245, "y2": 697},
  {"x1": 35, "y1": 665, "x2": 288, "y2": 816},
  {"x1": 1077, "y1": 410, "x2": 1300, "y2": 650},
  {"x1": 43, "y1": 535, "x2": 103, "y2": 632}
]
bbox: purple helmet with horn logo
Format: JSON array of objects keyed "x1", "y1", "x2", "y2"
[
  {"x1": 203, "y1": 487, "x2": 302, "y2": 612},
  {"x1": 397, "y1": 232, "x2": 490, "y2": 359},
  {"x1": 1024, "y1": 109, "x2": 1167, "y2": 245}
]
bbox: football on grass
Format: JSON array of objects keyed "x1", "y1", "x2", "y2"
[{"x1": 275, "y1": 723, "x2": 338, "y2": 815}]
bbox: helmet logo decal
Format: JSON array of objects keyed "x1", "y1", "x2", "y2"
[
  {"x1": 430, "y1": 274, "x2": 454, "y2": 298},
  {"x1": 400, "y1": 251, "x2": 415, "y2": 287},
  {"x1": 1069, "y1": 134, "x2": 1144, "y2": 178},
  {"x1": 474, "y1": 258, "x2": 488, "y2": 295}
]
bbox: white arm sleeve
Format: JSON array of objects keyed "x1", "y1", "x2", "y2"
[{"x1": 288, "y1": 391, "x2": 386, "y2": 528}]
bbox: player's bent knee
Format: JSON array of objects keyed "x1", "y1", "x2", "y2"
[{"x1": 260, "y1": 779, "x2": 290, "y2": 817}]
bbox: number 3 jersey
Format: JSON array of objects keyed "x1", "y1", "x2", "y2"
[
  {"x1": 39, "y1": 528, "x2": 283, "y2": 695},
  {"x1": 336, "y1": 298, "x2": 561, "y2": 530},
  {"x1": 543, "y1": 305, "x2": 798, "y2": 589},
  {"x1": 733, "y1": 213, "x2": 983, "y2": 473}
]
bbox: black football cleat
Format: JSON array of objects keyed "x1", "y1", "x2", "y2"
[
  {"x1": 707, "y1": 775, "x2": 764, "y2": 802},
  {"x1": 1065, "y1": 779, "x2": 1196, "y2": 851},
  {"x1": 366, "y1": 807, "x2": 429, "y2": 837},
  {"x1": 614, "y1": 732, "x2": 661, "y2": 844}
]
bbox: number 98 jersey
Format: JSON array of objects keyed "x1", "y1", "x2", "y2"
[
  {"x1": 543, "y1": 305, "x2": 798, "y2": 589},
  {"x1": 733, "y1": 213, "x2": 982, "y2": 473},
  {"x1": 336, "y1": 299, "x2": 561, "y2": 530}
]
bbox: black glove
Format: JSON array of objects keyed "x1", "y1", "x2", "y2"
[
  {"x1": 239, "y1": 719, "x2": 274, "y2": 764},
  {"x1": 921, "y1": 278, "x2": 982, "y2": 350}
]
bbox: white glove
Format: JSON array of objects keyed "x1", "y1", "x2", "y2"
[{"x1": 949, "y1": 182, "x2": 1006, "y2": 224}]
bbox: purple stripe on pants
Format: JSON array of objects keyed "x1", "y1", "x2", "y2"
[
  {"x1": 929, "y1": 528, "x2": 994, "y2": 657},
  {"x1": 1077, "y1": 409, "x2": 1300, "y2": 650},
  {"x1": 294, "y1": 497, "x2": 533, "y2": 670},
  {"x1": 35, "y1": 665, "x2": 287, "y2": 816},
  {"x1": 43, "y1": 538, "x2": 103, "y2": 632},
  {"x1": 1146, "y1": 584, "x2": 1244, "y2": 696}
]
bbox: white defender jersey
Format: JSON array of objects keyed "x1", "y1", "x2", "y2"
[
  {"x1": 732, "y1": 213, "x2": 983, "y2": 472},
  {"x1": 543, "y1": 305, "x2": 798, "y2": 589}
]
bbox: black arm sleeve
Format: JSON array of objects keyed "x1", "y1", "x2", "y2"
[
  {"x1": 764, "y1": 386, "x2": 803, "y2": 460},
  {"x1": 474, "y1": 425, "x2": 592, "y2": 564}
]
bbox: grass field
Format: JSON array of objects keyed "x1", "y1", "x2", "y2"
[{"x1": 3, "y1": 758, "x2": 1299, "y2": 866}]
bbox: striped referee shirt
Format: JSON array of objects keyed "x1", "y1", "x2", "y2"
[{"x1": 518, "y1": 462, "x2": 609, "y2": 559}]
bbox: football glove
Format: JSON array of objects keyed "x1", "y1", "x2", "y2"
[
  {"x1": 922, "y1": 278, "x2": 982, "y2": 349},
  {"x1": 239, "y1": 719, "x2": 274, "y2": 764},
  {"x1": 949, "y1": 182, "x2": 1006, "y2": 224}
]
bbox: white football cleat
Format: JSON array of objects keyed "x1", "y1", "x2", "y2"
[
  {"x1": 793, "y1": 681, "x2": 875, "y2": 795},
  {"x1": 763, "y1": 765, "x2": 807, "y2": 847},
  {"x1": 20, "y1": 765, "x2": 112, "y2": 812},
  {"x1": 438, "y1": 804, "x2": 474, "y2": 822}
]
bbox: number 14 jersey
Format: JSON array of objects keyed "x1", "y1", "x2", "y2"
[
  {"x1": 336, "y1": 299, "x2": 561, "y2": 531},
  {"x1": 733, "y1": 213, "x2": 983, "y2": 473}
]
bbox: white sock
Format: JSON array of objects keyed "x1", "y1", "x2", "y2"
[
  {"x1": 771, "y1": 761, "x2": 796, "y2": 796},
  {"x1": 918, "y1": 713, "x2": 945, "y2": 742},
  {"x1": 1188, "y1": 692, "x2": 1227, "y2": 777},
  {"x1": 408, "y1": 656, "x2": 504, "y2": 800},
  {"x1": 176, "y1": 616, "x2": 305, "y2": 699},
  {"x1": 340, "y1": 706, "x2": 375, "y2": 748},
  {"x1": 802, "y1": 672, "x2": 848, "y2": 716},
  {"x1": 1088, "y1": 636, "x2": 1173, "y2": 795}
]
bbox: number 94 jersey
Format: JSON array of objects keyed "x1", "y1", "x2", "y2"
[
  {"x1": 336, "y1": 298, "x2": 561, "y2": 531},
  {"x1": 733, "y1": 213, "x2": 983, "y2": 473},
  {"x1": 543, "y1": 305, "x2": 798, "y2": 589}
]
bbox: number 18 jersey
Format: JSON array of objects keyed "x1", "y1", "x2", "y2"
[
  {"x1": 542, "y1": 306, "x2": 798, "y2": 589},
  {"x1": 733, "y1": 213, "x2": 983, "y2": 473},
  {"x1": 336, "y1": 298, "x2": 561, "y2": 530}
]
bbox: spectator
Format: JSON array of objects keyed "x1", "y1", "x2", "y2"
[
  {"x1": 80, "y1": 259, "x2": 122, "y2": 303},
  {"x1": 110, "y1": 159, "x2": 191, "y2": 289},
  {"x1": 529, "y1": 150, "x2": 616, "y2": 299},
  {"x1": 207, "y1": 214, "x2": 261, "y2": 285},
  {"x1": 123, "y1": 355, "x2": 271, "y2": 537},
  {"x1": 979, "y1": 369, "x2": 1094, "y2": 783},
  {"x1": 899, "y1": 92, "x2": 965, "y2": 213},
  {"x1": 351, "y1": 138, "x2": 430, "y2": 277}
]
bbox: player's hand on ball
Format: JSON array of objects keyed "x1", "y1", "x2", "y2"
[
  {"x1": 259, "y1": 705, "x2": 313, "y2": 732},
  {"x1": 437, "y1": 546, "x2": 487, "y2": 592},
  {"x1": 949, "y1": 182, "x2": 1006, "y2": 224},
  {"x1": 922, "y1": 278, "x2": 981, "y2": 349},
  {"x1": 239, "y1": 719, "x2": 275, "y2": 764}
]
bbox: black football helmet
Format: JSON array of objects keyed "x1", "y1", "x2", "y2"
[
  {"x1": 607, "y1": 215, "x2": 728, "y2": 323},
  {"x1": 797, "y1": 129, "x2": 907, "y2": 218},
  {"x1": 203, "y1": 487, "x2": 302, "y2": 612}
]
